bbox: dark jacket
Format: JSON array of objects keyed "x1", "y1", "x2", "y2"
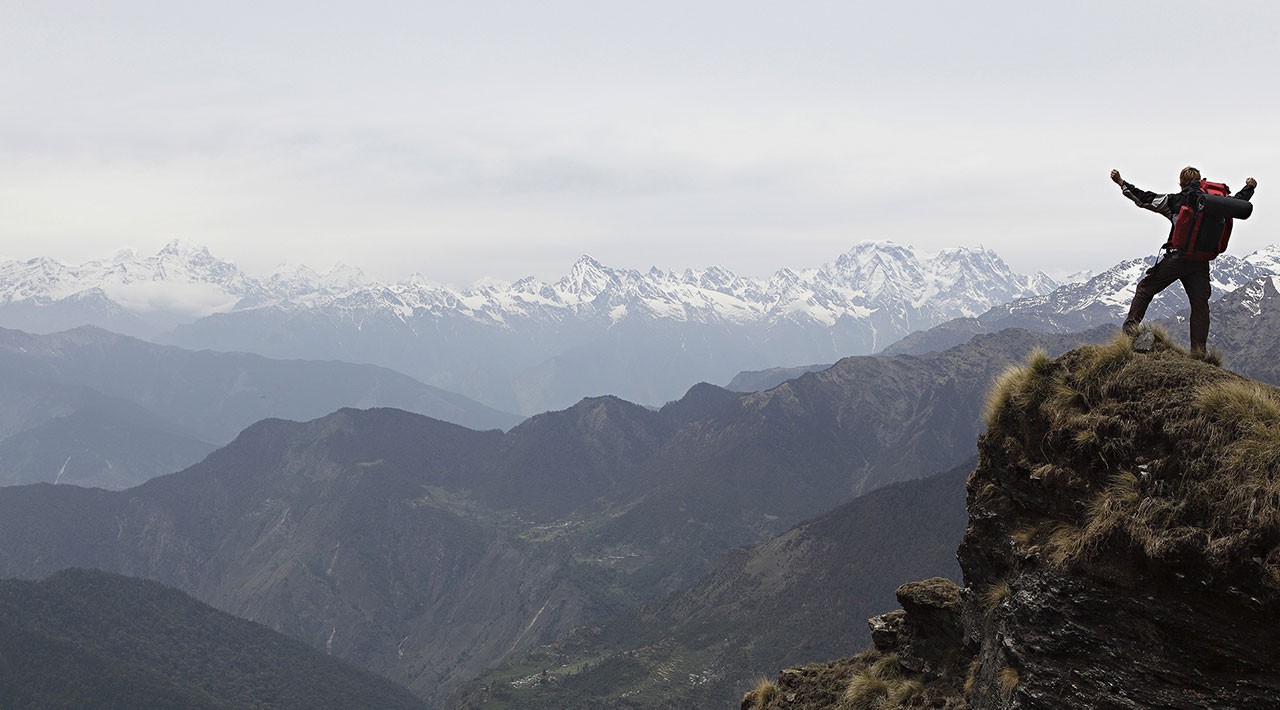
[{"x1": 1120, "y1": 179, "x2": 1256, "y2": 247}]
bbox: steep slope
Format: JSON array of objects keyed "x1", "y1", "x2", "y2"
[
  {"x1": 456, "y1": 461, "x2": 971, "y2": 709},
  {"x1": 0, "y1": 568, "x2": 426, "y2": 709},
  {"x1": 748, "y1": 333, "x2": 1280, "y2": 709}
]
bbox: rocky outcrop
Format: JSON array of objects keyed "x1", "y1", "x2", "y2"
[{"x1": 747, "y1": 330, "x2": 1280, "y2": 709}]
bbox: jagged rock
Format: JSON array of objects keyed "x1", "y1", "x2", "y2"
[
  {"x1": 869, "y1": 609, "x2": 907, "y2": 651},
  {"x1": 894, "y1": 578, "x2": 966, "y2": 677}
]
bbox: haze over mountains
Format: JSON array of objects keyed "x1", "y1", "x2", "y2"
[
  {"x1": 0, "y1": 326, "x2": 519, "y2": 488},
  {"x1": 1, "y1": 240, "x2": 1057, "y2": 414}
]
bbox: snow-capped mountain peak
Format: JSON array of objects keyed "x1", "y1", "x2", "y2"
[
  {"x1": 1244, "y1": 244, "x2": 1280, "y2": 274},
  {"x1": 557, "y1": 255, "x2": 623, "y2": 302}
]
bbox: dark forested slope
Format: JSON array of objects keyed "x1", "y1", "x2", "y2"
[{"x1": 0, "y1": 568, "x2": 426, "y2": 709}]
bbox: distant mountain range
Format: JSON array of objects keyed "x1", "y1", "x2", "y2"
[
  {"x1": 0, "y1": 240, "x2": 1056, "y2": 413},
  {"x1": 0, "y1": 326, "x2": 519, "y2": 489}
]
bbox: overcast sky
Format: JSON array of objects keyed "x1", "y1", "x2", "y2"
[{"x1": 1, "y1": 1, "x2": 1275, "y2": 285}]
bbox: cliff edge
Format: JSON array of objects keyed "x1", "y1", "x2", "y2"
[{"x1": 746, "y1": 330, "x2": 1280, "y2": 709}]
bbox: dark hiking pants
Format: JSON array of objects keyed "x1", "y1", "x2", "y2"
[{"x1": 1122, "y1": 252, "x2": 1211, "y2": 353}]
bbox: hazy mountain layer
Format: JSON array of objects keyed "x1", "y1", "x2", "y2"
[
  {"x1": 0, "y1": 325, "x2": 520, "y2": 488},
  {"x1": 0, "y1": 398, "x2": 216, "y2": 489},
  {"x1": 0, "y1": 326, "x2": 520, "y2": 441}
]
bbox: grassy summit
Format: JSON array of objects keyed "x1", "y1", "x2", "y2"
[{"x1": 982, "y1": 329, "x2": 1280, "y2": 579}]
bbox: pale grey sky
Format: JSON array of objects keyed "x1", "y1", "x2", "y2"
[{"x1": 1, "y1": 1, "x2": 1275, "y2": 284}]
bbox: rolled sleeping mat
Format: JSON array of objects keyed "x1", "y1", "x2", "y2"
[{"x1": 1199, "y1": 193, "x2": 1254, "y2": 220}]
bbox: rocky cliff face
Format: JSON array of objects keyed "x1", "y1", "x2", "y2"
[{"x1": 747, "y1": 330, "x2": 1280, "y2": 709}]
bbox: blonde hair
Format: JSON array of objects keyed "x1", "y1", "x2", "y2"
[{"x1": 1180, "y1": 166, "x2": 1202, "y2": 188}]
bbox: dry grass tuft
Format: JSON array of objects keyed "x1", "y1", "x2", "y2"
[
  {"x1": 1187, "y1": 379, "x2": 1280, "y2": 558},
  {"x1": 888, "y1": 678, "x2": 925, "y2": 705},
  {"x1": 1198, "y1": 380, "x2": 1280, "y2": 432},
  {"x1": 983, "y1": 580, "x2": 1012, "y2": 610},
  {"x1": 985, "y1": 364, "x2": 1032, "y2": 427},
  {"x1": 1074, "y1": 336, "x2": 1135, "y2": 405},
  {"x1": 963, "y1": 659, "x2": 980, "y2": 696},
  {"x1": 744, "y1": 677, "x2": 779, "y2": 708},
  {"x1": 1146, "y1": 324, "x2": 1184, "y2": 353},
  {"x1": 999, "y1": 667, "x2": 1020, "y2": 697},
  {"x1": 1043, "y1": 522, "x2": 1087, "y2": 568},
  {"x1": 985, "y1": 348, "x2": 1057, "y2": 427},
  {"x1": 843, "y1": 653, "x2": 923, "y2": 709},
  {"x1": 1027, "y1": 347, "x2": 1054, "y2": 376},
  {"x1": 867, "y1": 653, "x2": 904, "y2": 680}
]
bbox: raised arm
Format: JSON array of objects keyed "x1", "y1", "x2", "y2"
[
  {"x1": 1111, "y1": 168, "x2": 1176, "y2": 218},
  {"x1": 1236, "y1": 177, "x2": 1258, "y2": 201}
]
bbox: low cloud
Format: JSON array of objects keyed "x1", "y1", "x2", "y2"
[{"x1": 101, "y1": 280, "x2": 239, "y2": 318}]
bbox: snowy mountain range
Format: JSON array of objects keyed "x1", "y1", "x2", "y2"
[
  {"x1": 0, "y1": 241, "x2": 1056, "y2": 413},
  {"x1": 0, "y1": 240, "x2": 1050, "y2": 334}
]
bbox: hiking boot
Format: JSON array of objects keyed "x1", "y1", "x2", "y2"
[{"x1": 1132, "y1": 331, "x2": 1156, "y2": 353}]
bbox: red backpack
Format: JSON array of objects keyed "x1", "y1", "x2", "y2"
[{"x1": 1169, "y1": 179, "x2": 1247, "y2": 261}]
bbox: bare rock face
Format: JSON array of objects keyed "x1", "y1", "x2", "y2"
[
  {"x1": 884, "y1": 578, "x2": 965, "y2": 680},
  {"x1": 748, "y1": 333, "x2": 1280, "y2": 709}
]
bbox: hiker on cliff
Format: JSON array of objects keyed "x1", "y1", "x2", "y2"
[{"x1": 1110, "y1": 166, "x2": 1257, "y2": 355}]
